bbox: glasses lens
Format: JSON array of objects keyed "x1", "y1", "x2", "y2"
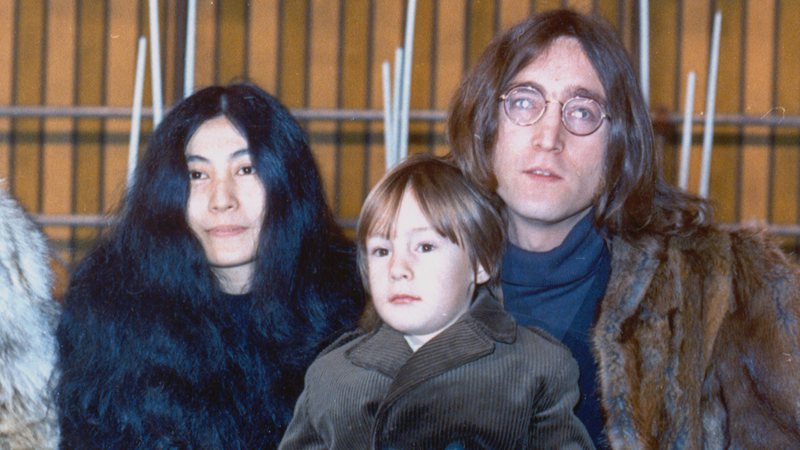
[
  {"x1": 563, "y1": 97, "x2": 604, "y2": 135},
  {"x1": 504, "y1": 87, "x2": 545, "y2": 126}
]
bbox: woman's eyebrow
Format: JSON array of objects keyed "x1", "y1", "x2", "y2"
[{"x1": 185, "y1": 148, "x2": 250, "y2": 163}]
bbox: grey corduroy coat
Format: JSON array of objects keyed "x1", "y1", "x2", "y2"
[{"x1": 279, "y1": 287, "x2": 594, "y2": 449}]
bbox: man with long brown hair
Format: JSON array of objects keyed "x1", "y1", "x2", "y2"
[{"x1": 448, "y1": 9, "x2": 800, "y2": 449}]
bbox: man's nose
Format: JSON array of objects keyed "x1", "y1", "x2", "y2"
[{"x1": 530, "y1": 102, "x2": 564, "y2": 152}]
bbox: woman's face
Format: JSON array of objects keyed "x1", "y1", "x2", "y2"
[{"x1": 185, "y1": 115, "x2": 267, "y2": 294}]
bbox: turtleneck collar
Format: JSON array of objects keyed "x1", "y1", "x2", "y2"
[{"x1": 502, "y1": 211, "x2": 607, "y2": 289}]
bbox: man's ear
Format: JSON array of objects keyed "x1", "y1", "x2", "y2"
[{"x1": 476, "y1": 264, "x2": 490, "y2": 285}]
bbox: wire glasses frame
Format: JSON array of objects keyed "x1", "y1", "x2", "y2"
[{"x1": 499, "y1": 85, "x2": 610, "y2": 136}]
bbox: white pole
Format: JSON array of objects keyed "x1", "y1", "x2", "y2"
[
  {"x1": 678, "y1": 71, "x2": 696, "y2": 190},
  {"x1": 639, "y1": 0, "x2": 649, "y2": 106},
  {"x1": 183, "y1": 0, "x2": 197, "y2": 98},
  {"x1": 127, "y1": 37, "x2": 148, "y2": 187},
  {"x1": 699, "y1": 11, "x2": 721, "y2": 198},
  {"x1": 391, "y1": 47, "x2": 403, "y2": 169},
  {"x1": 148, "y1": 0, "x2": 164, "y2": 126},
  {"x1": 382, "y1": 61, "x2": 395, "y2": 170},
  {"x1": 398, "y1": 0, "x2": 417, "y2": 162}
]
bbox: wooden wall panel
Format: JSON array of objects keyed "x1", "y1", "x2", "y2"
[
  {"x1": 247, "y1": 0, "x2": 280, "y2": 92},
  {"x1": 366, "y1": 0, "x2": 404, "y2": 188},
  {"x1": 408, "y1": 0, "x2": 434, "y2": 158},
  {"x1": 218, "y1": 1, "x2": 247, "y2": 84},
  {"x1": 103, "y1": 0, "x2": 140, "y2": 212},
  {"x1": 73, "y1": 0, "x2": 106, "y2": 259},
  {"x1": 771, "y1": 1, "x2": 800, "y2": 226},
  {"x1": 432, "y1": 0, "x2": 466, "y2": 158},
  {"x1": 279, "y1": 1, "x2": 309, "y2": 105},
  {"x1": 12, "y1": 1, "x2": 45, "y2": 210},
  {"x1": 1, "y1": 0, "x2": 799, "y2": 256},
  {"x1": 740, "y1": 1, "x2": 775, "y2": 222},
  {"x1": 43, "y1": 0, "x2": 77, "y2": 248},
  {"x1": 338, "y1": 0, "x2": 370, "y2": 219},
  {"x1": 466, "y1": 1, "x2": 496, "y2": 69},
  {"x1": 498, "y1": 1, "x2": 528, "y2": 30},
  {"x1": 193, "y1": 0, "x2": 217, "y2": 90},
  {"x1": 678, "y1": 2, "x2": 711, "y2": 199},
  {"x1": 307, "y1": 0, "x2": 339, "y2": 206},
  {"x1": 0, "y1": 2, "x2": 14, "y2": 182},
  {"x1": 709, "y1": 1, "x2": 745, "y2": 222}
]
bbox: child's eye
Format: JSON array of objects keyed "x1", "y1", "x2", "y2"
[
  {"x1": 416, "y1": 243, "x2": 435, "y2": 253},
  {"x1": 237, "y1": 165, "x2": 255, "y2": 175},
  {"x1": 370, "y1": 247, "x2": 389, "y2": 257}
]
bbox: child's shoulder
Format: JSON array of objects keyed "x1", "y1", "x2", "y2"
[
  {"x1": 511, "y1": 325, "x2": 574, "y2": 360},
  {"x1": 317, "y1": 329, "x2": 367, "y2": 358}
]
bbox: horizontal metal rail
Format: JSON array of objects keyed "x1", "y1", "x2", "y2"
[
  {"x1": 30, "y1": 214, "x2": 800, "y2": 237},
  {"x1": 0, "y1": 105, "x2": 798, "y2": 128}
]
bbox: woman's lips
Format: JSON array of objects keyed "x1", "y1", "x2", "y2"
[
  {"x1": 207, "y1": 225, "x2": 247, "y2": 237},
  {"x1": 389, "y1": 294, "x2": 421, "y2": 304}
]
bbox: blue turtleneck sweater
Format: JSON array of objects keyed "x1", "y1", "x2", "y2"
[{"x1": 501, "y1": 212, "x2": 611, "y2": 449}]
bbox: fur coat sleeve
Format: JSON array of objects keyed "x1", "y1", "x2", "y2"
[
  {"x1": 0, "y1": 188, "x2": 60, "y2": 449},
  {"x1": 595, "y1": 229, "x2": 800, "y2": 449}
]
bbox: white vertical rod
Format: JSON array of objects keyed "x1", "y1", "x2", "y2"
[
  {"x1": 639, "y1": 0, "x2": 650, "y2": 106},
  {"x1": 382, "y1": 61, "x2": 395, "y2": 170},
  {"x1": 127, "y1": 37, "x2": 148, "y2": 187},
  {"x1": 699, "y1": 11, "x2": 721, "y2": 198},
  {"x1": 183, "y1": 0, "x2": 197, "y2": 98},
  {"x1": 148, "y1": 0, "x2": 164, "y2": 126},
  {"x1": 678, "y1": 71, "x2": 696, "y2": 190},
  {"x1": 391, "y1": 48, "x2": 403, "y2": 169},
  {"x1": 398, "y1": 0, "x2": 417, "y2": 162}
]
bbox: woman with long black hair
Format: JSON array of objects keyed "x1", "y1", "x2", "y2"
[{"x1": 56, "y1": 83, "x2": 363, "y2": 448}]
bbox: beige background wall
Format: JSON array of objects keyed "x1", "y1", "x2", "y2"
[{"x1": 0, "y1": 0, "x2": 798, "y2": 291}]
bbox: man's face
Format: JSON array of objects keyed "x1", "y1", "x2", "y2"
[{"x1": 492, "y1": 37, "x2": 609, "y2": 252}]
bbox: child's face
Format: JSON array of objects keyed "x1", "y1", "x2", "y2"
[{"x1": 365, "y1": 189, "x2": 488, "y2": 348}]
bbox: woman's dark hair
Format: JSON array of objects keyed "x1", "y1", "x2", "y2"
[
  {"x1": 448, "y1": 9, "x2": 712, "y2": 241},
  {"x1": 57, "y1": 83, "x2": 363, "y2": 447},
  {"x1": 115, "y1": 82, "x2": 358, "y2": 341}
]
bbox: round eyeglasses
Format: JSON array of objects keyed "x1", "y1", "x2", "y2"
[{"x1": 499, "y1": 85, "x2": 610, "y2": 136}]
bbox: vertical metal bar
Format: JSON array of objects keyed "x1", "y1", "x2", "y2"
[
  {"x1": 766, "y1": 0, "x2": 780, "y2": 223},
  {"x1": 69, "y1": 0, "x2": 82, "y2": 263},
  {"x1": 734, "y1": 1, "x2": 746, "y2": 221},
  {"x1": 9, "y1": 0, "x2": 19, "y2": 196},
  {"x1": 38, "y1": 0, "x2": 49, "y2": 213},
  {"x1": 276, "y1": 0, "x2": 285, "y2": 98},
  {"x1": 213, "y1": 0, "x2": 221, "y2": 84},
  {"x1": 361, "y1": 0, "x2": 376, "y2": 202},
  {"x1": 303, "y1": 0, "x2": 312, "y2": 107},
  {"x1": 427, "y1": 0, "x2": 439, "y2": 155},
  {"x1": 98, "y1": 0, "x2": 109, "y2": 212},
  {"x1": 242, "y1": 1, "x2": 250, "y2": 79},
  {"x1": 333, "y1": 0, "x2": 344, "y2": 215}
]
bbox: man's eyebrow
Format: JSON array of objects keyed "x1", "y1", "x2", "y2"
[{"x1": 506, "y1": 81, "x2": 607, "y2": 103}]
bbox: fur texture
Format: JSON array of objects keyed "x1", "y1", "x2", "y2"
[
  {"x1": 0, "y1": 186, "x2": 60, "y2": 449},
  {"x1": 595, "y1": 229, "x2": 800, "y2": 448}
]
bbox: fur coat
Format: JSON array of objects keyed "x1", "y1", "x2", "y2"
[
  {"x1": 56, "y1": 237, "x2": 363, "y2": 449},
  {"x1": 0, "y1": 187, "x2": 60, "y2": 449},
  {"x1": 596, "y1": 229, "x2": 800, "y2": 448}
]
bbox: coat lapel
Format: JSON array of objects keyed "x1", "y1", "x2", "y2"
[{"x1": 593, "y1": 235, "x2": 662, "y2": 448}]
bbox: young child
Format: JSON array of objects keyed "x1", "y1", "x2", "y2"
[{"x1": 279, "y1": 155, "x2": 593, "y2": 449}]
